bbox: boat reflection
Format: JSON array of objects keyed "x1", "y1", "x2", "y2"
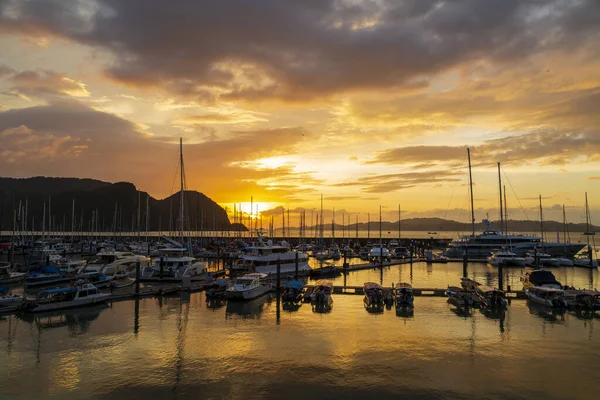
[
  {"x1": 282, "y1": 302, "x2": 302, "y2": 312},
  {"x1": 479, "y1": 306, "x2": 506, "y2": 321},
  {"x1": 225, "y1": 294, "x2": 271, "y2": 319},
  {"x1": 16, "y1": 303, "x2": 108, "y2": 335},
  {"x1": 527, "y1": 301, "x2": 567, "y2": 323},
  {"x1": 396, "y1": 307, "x2": 414, "y2": 318},
  {"x1": 312, "y1": 303, "x2": 332, "y2": 314},
  {"x1": 205, "y1": 298, "x2": 227, "y2": 310},
  {"x1": 571, "y1": 308, "x2": 600, "y2": 321},
  {"x1": 449, "y1": 304, "x2": 473, "y2": 318}
]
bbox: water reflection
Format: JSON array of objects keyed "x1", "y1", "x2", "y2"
[
  {"x1": 225, "y1": 295, "x2": 271, "y2": 319},
  {"x1": 205, "y1": 298, "x2": 227, "y2": 310},
  {"x1": 17, "y1": 304, "x2": 107, "y2": 335},
  {"x1": 395, "y1": 307, "x2": 414, "y2": 319},
  {"x1": 527, "y1": 301, "x2": 567, "y2": 324}
]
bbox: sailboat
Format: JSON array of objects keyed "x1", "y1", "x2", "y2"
[
  {"x1": 141, "y1": 138, "x2": 208, "y2": 282},
  {"x1": 574, "y1": 193, "x2": 598, "y2": 268}
]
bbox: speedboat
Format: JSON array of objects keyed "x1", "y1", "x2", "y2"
[
  {"x1": 573, "y1": 255, "x2": 598, "y2": 268},
  {"x1": 0, "y1": 262, "x2": 26, "y2": 284},
  {"x1": 363, "y1": 282, "x2": 385, "y2": 308},
  {"x1": 20, "y1": 281, "x2": 109, "y2": 313},
  {"x1": 0, "y1": 286, "x2": 24, "y2": 308},
  {"x1": 555, "y1": 256, "x2": 574, "y2": 267},
  {"x1": 526, "y1": 286, "x2": 567, "y2": 308},
  {"x1": 310, "y1": 280, "x2": 333, "y2": 309},
  {"x1": 369, "y1": 247, "x2": 391, "y2": 262},
  {"x1": 282, "y1": 280, "x2": 305, "y2": 304},
  {"x1": 563, "y1": 289, "x2": 600, "y2": 310},
  {"x1": 445, "y1": 286, "x2": 478, "y2": 309},
  {"x1": 524, "y1": 252, "x2": 560, "y2": 267},
  {"x1": 480, "y1": 288, "x2": 508, "y2": 309},
  {"x1": 520, "y1": 269, "x2": 562, "y2": 289},
  {"x1": 487, "y1": 250, "x2": 526, "y2": 267},
  {"x1": 226, "y1": 273, "x2": 271, "y2": 301},
  {"x1": 393, "y1": 283, "x2": 414, "y2": 308},
  {"x1": 75, "y1": 271, "x2": 114, "y2": 289}
]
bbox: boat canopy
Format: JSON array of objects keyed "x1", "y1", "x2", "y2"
[
  {"x1": 42, "y1": 287, "x2": 78, "y2": 295},
  {"x1": 527, "y1": 270, "x2": 560, "y2": 286},
  {"x1": 284, "y1": 280, "x2": 304, "y2": 290},
  {"x1": 364, "y1": 282, "x2": 383, "y2": 290},
  {"x1": 0, "y1": 286, "x2": 8, "y2": 293},
  {"x1": 395, "y1": 282, "x2": 412, "y2": 289}
]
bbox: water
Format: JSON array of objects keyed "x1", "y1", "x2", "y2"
[{"x1": 2, "y1": 262, "x2": 600, "y2": 399}]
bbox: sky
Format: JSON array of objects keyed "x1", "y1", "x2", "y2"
[{"x1": 0, "y1": 0, "x2": 599, "y2": 226}]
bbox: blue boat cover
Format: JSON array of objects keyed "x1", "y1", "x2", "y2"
[
  {"x1": 0, "y1": 286, "x2": 8, "y2": 293},
  {"x1": 284, "y1": 280, "x2": 304, "y2": 290},
  {"x1": 40, "y1": 265, "x2": 61, "y2": 274},
  {"x1": 42, "y1": 287, "x2": 78, "y2": 294}
]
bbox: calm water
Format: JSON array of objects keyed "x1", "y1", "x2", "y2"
[{"x1": 2, "y1": 262, "x2": 600, "y2": 400}]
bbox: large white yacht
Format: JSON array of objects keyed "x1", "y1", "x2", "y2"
[
  {"x1": 141, "y1": 248, "x2": 207, "y2": 282},
  {"x1": 231, "y1": 233, "x2": 311, "y2": 276},
  {"x1": 487, "y1": 250, "x2": 526, "y2": 267},
  {"x1": 83, "y1": 251, "x2": 151, "y2": 275},
  {"x1": 443, "y1": 220, "x2": 585, "y2": 259}
]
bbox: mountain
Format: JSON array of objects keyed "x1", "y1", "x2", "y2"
[{"x1": 0, "y1": 177, "x2": 236, "y2": 232}]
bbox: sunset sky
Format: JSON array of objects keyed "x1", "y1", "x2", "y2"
[{"x1": 1, "y1": 0, "x2": 599, "y2": 226}]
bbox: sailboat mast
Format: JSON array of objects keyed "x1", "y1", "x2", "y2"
[
  {"x1": 179, "y1": 138, "x2": 185, "y2": 248},
  {"x1": 71, "y1": 198, "x2": 75, "y2": 244},
  {"x1": 467, "y1": 148, "x2": 475, "y2": 236},
  {"x1": 503, "y1": 185, "x2": 508, "y2": 236},
  {"x1": 497, "y1": 162, "x2": 504, "y2": 236},
  {"x1": 585, "y1": 192, "x2": 590, "y2": 247},
  {"x1": 539, "y1": 195, "x2": 544, "y2": 245},
  {"x1": 398, "y1": 204, "x2": 401, "y2": 241}
]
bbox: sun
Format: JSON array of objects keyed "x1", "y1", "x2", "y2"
[{"x1": 227, "y1": 202, "x2": 277, "y2": 219}]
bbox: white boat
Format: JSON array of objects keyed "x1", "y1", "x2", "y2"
[
  {"x1": 21, "y1": 281, "x2": 109, "y2": 313},
  {"x1": 0, "y1": 262, "x2": 27, "y2": 284},
  {"x1": 84, "y1": 251, "x2": 151, "y2": 275},
  {"x1": 226, "y1": 273, "x2": 271, "y2": 300},
  {"x1": 0, "y1": 286, "x2": 24, "y2": 307},
  {"x1": 369, "y1": 247, "x2": 391, "y2": 261},
  {"x1": 573, "y1": 257, "x2": 599, "y2": 268},
  {"x1": 555, "y1": 257, "x2": 574, "y2": 267},
  {"x1": 142, "y1": 248, "x2": 207, "y2": 282},
  {"x1": 391, "y1": 247, "x2": 411, "y2": 259},
  {"x1": 487, "y1": 250, "x2": 526, "y2": 267},
  {"x1": 526, "y1": 286, "x2": 567, "y2": 308},
  {"x1": 232, "y1": 234, "x2": 311, "y2": 275},
  {"x1": 524, "y1": 252, "x2": 560, "y2": 267}
]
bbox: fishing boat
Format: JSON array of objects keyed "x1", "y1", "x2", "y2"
[
  {"x1": 520, "y1": 269, "x2": 562, "y2": 289},
  {"x1": 282, "y1": 280, "x2": 305, "y2": 303},
  {"x1": 231, "y1": 234, "x2": 311, "y2": 276},
  {"x1": 0, "y1": 262, "x2": 26, "y2": 284},
  {"x1": 25, "y1": 265, "x2": 73, "y2": 287},
  {"x1": 525, "y1": 287, "x2": 567, "y2": 308},
  {"x1": 445, "y1": 286, "x2": 478, "y2": 309},
  {"x1": 393, "y1": 283, "x2": 414, "y2": 308},
  {"x1": 226, "y1": 273, "x2": 271, "y2": 300},
  {"x1": 0, "y1": 286, "x2": 24, "y2": 308},
  {"x1": 487, "y1": 250, "x2": 526, "y2": 267},
  {"x1": 363, "y1": 282, "x2": 385, "y2": 308},
  {"x1": 205, "y1": 279, "x2": 230, "y2": 300},
  {"x1": 563, "y1": 289, "x2": 600, "y2": 310},
  {"x1": 20, "y1": 281, "x2": 109, "y2": 313},
  {"x1": 310, "y1": 280, "x2": 333, "y2": 308}
]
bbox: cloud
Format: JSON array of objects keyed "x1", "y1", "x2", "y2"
[
  {"x1": 0, "y1": 64, "x2": 15, "y2": 76},
  {"x1": 2, "y1": 0, "x2": 600, "y2": 102},
  {"x1": 1, "y1": 69, "x2": 90, "y2": 99},
  {"x1": 332, "y1": 170, "x2": 463, "y2": 193},
  {"x1": 588, "y1": 177, "x2": 600, "y2": 181}
]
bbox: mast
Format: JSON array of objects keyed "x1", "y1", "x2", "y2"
[
  {"x1": 179, "y1": 138, "x2": 185, "y2": 249},
  {"x1": 71, "y1": 198, "x2": 75, "y2": 244},
  {"x1": 562, "y1": 204, "x2": 567, "y2": 254},
  {"x1": 250, "y1": 196, "x2": 253, "y2": 239},
  {"x1": 398, "y1": 204, "x2": 401, "y2": 240},
  {"x1": 320, "y1": 194, "x2": 323, "y2": 245},
  {"x1": 368, "y1": 212, "x2": 371, "y2": 240},
  {"x1": 137, "y1": 190, "x2": 141, "y2": 241},
  {"x1": 497, "y1": 162, "x2": 504, "y2": 236},
  {"x1": 467, "y1": 148, "x2": 475, "y2": 236},
  {"x1": 379, "y1": 205, "x2": 382, "y2": 247},
  {"x1": 539, "y1": 195, "x2": 545, "y2": 246},
  {"x1": 145, "y1": 194, "x2": 150, "y2": 245},
  {"x1": 503, "y1": 185, "x2": 508, "y2": 236}
]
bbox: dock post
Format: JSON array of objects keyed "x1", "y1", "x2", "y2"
[
  {"x1": 409, "y1": 246, "x2": 413, "y2": 265},
  {"x1": 462, "y1": 248, "x2": 468, "y2": 277},
  {"x1": 159, "y1": 256, "x2": 164, "y2": 280},
  {"x1": 498, "y1": 263, "x2": 504, "y2": 291},
  {"x1": 135, "y1": 258, "x2": 140, "y2": 296},
  {"x1": 276, "y1": 258, "x2": 281, "y2": 293},
  {"x1": 295, "y1": 251, "x2": 299, "y2": 280}
]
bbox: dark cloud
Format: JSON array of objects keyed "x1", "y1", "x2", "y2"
[
  {"x1": 332, "y1": 170, "x2": 463, "y2": 193},
  {"x1": 2, "y1": 0, "x2": 599, "y2": 101},
  {"x1": 0, "y1": 64, "x2": 14, "y2": 76},
  {"x1": 6, "y1": 69, "x2": 89, "y2": 97}
]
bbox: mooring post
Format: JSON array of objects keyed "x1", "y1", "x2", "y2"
[
  {"x1": 462, "y1": 248, "x2": 468, "y2": 277},
  {"x1": 135, "y1": 258, "x2": 140, "y2": 296},
  {"x1": 276, "y1": 258, "x2": 281, "y2": 293}
]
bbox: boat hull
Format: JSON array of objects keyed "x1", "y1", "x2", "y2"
[
  {"x1": 226, "y1": 284, "x2": 271, "y2": 301},
  {"x1": 28, "y1": 294, "x2": 110, "y2": 313}
]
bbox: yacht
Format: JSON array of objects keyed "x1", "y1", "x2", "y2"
[
  {"x1": 443, "y1": 220, "x2": 585, "y2": 259},
  {"x1": 0, "y1": 262, "x2": 27, "y2": 284},
  {"x1": 226, "y1": 273, "x2": 272, "y2": 300},
  {"x1": 231, "y1": 234, "x2": 311, "y2": 276},
  {"x1": 369, "y1": 246, "x2": 391, "y2": 261},
  {"x1": 20, "y1": 281, "x2": 109, "y2": 313},
  {"x1": 487, "y1": 250, "x2": 526, "y2": 267},
  {"x1": 25, "y1": 265, "x2": 74, "y2": 287},
  {"x1": 141, "y1": 248, "x2": 207, "y2": 282},
  {"x1": 84, "y1": 251, "x2": 151, "y2": 275},
  {"x1": 524, "y1": 252, "x2": 560, "y2": 267},
  {"x1": 525, "y1": 287, "x2": 567, "y2": 308}
]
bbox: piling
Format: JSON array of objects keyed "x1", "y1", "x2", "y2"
[
  {"x1": 462, "y1": 248, "x2": 468, "y2": 277},
  {"x1": 276, "y1": 258, "x2": 281, "y2": 292},
  {"x1": 135, "y1": 258, "x2": 140, "y2": 296}
]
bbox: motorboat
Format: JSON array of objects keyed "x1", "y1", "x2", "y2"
[
  {"x1": 84, "y1": 251, "x2": 151, "y2": 275},
  {"x1": 0, "y1": 262, "x2": 27, "y2": 284},
  {"x1": 524, "y1": 252, "x2": 560, "y2": 267},
  {"x1": 363, "y1": 282, "x2": 385, "y2": 308},
  {"x1": 141, "y1": 248, "x2": 207, "y2": 282},
  {"x1": 282, "y1": 280, "x2": 305, "y2": 304},
  {"x1": 205, "y1": 279, "x2": 230, "y2": 300},
  {"x1": 460, "y1": 277, "x2": 482, "y2": 291},
  {"x1": 573, "y1": 254, "x2": 598, "y2": 268},
  {"x1": 0, "y1": 286, "x2": 24, "y2": 308},
  {"x1": 391, "y1": 247, "x2": 411, "y2": 259},
  {"x1": 393, "y1": 283, "x2": 414, "y2": 308},
  {"x1": 520, "y1": 269, "x2": 562, "y2": 289},
  {"x1": 309, "y1": 262, "x2": 342, "y2": 277},
  {"x1": 445, "y1": 286, "x2": 478, "y2": 309},
  {"x1": 76, "y1": 271, "x2": 114, "y2": 289},
  {"x1": 20, "y1": 281, "x2": 109, "y2": 313},
  {"x1": 555, "y1": 256, "x2": 574, "y2": 267},
  {"x1": 563, "y1": 289, "x2": 600, "y2": 310},
  {"x1": 226, "y1": 273, "x2": 271, "y2": 300},
  {"x1": 232, "y1": 234, "x2": 311, "y2": 275},
  {"x1": 525, "y1": 286, "x2": 567, "y2": 308},
  {"x1": 487, "y1": 250, "x2": 526, "y2": 267},
  {"x1": 480, "y1": 288, "x2": 508, "y2": 309},
  {"x1": 369, "y1": 247, "x2": 391, "y2": 262},
  {"x1": 310, "y1": 280, "x2": 333, "y2": 309},
  {"x1": 25, "y1": 265, "x2": 74, "y2": 287}
]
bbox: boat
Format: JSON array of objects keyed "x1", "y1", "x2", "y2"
[
  {"x1": 0, "y1": 286, "x2": 24, "y2": 308},
  {"x1": 391, "y1": 247, "x2": 411, "y2": 259},
  {"x1": 563, "y1": 289, "x2": 600, "y2": 310},
  {"x1": 520, "y1": 269, "x2": 562, "y2": 289},
  {"x1": 525, "y1": 286, "x2": 567, "y2": 308},
  {"x1": 460, "y1": 277, "x2": 482, "y2": 291},
  {"x1": 524, "y1": 252, "x2": 560, "y2": 267},
  {"x1": 393, "y1": 283, "x2": 414, "y2": 308},
  {"x1": 76, "y1": 271, "x2": 114, "y2": 289},
  {"x1": 205, "y1": 279, "x2": 230, "y2": 300},
  {"x1": 487, "y1": 250, "x2": 526, "y2": 267},
  {"x1": 84, "y1": 251, "x2": 150, "y2": 275},
  {"x1": 25, "y1": 265, "x2": 74, "y2": 287},
  {"x1": 368, "y1": 247, "x2": 391, "y2": 262},
  {"x1": 110, "y1": 270, "x2": 136, "y2": 289},
  {"x1": 425, "y1": 251, "x2": 449, "y2": 263},
  {"x1": 141, "y1": 248, "x2": 208, "y2": 282},
  {"x1": 0, "y1": 262, "x2": 27, "y2": 284},
  {"x1": 574, "y1": 193, "x2": 598, "y2": 268},
  {"x1": 363, "y1": 282, "x2": 385, "y2": 308},
  {"x1": 282, "y1": 280, "x2": 305, "y2": 304},
  {"x1": 20, "y1": 281, "x2": 109, "y2": 313},
  {"x1": 226, "y1": 273, "x2": 272, "y2": 300},
  {"x1": 480, "y1": 288, "x2": 508, "y2": 309},
  {"x1": 573, "y1": 248, "x2": 599, "y2": 268},
  {"x1": 309, "y1": 262, "x2": 342, "y2": 277},
  {"x1": 445, "y1": 286, "x2": 478, "y2": 309},
  {"x1": 555, "y1": 256, "x2": 574, "y2": 267},
  {"x1": 310, "y1": 280, "x2": 333, "y2": 309},
  {"x1": 231, "y1": 233, "x2": 311, "y2": 276}
]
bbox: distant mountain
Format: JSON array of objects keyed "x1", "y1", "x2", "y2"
[{"x1": 0, "y1": 177, "x2": 237, "y2": 232}]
